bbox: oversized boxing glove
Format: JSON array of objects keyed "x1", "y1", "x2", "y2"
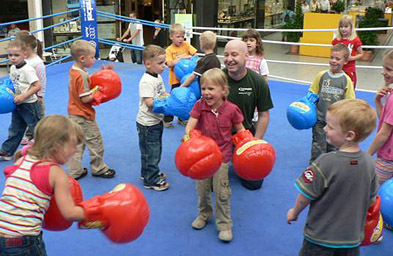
[
  {"x1": 175, "y1": 130, "x2": 222, "y2": 179},
  {"x1": 287, "y1": 91, "x2": 319, "y2": 130},
  {"x1": 90, "y1": 69, "x2": 122, "y2": 106},
  {"x1": 362, "y1": 196, "x2": 384, "y2": 246},
  {"x1": 0, "y1": 79, "x2": 16, "y2": 114},
  {"x1": 78, "y1": 184, "x2": 150, "y2": 244},
  {"x1": 174, "y1": 55, "x2": 198, "y2": 80},
  {"x1": 232, "y1": 130, "x2": 276, "y2": 180},
  {"x1": 43, "y1": 176, "x2": 83, "y2": 231}
]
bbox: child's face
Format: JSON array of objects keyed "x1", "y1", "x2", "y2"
[
  {"x1": 243, "y1": 38, "x2": 257, "y2": 54},
  {"x1": 339, "y1": 23, "x2": 351, "y2": 38},
  {"x1": 146, "y1": 54, "x2": 166, "y2": 75},
  {"x1": 382, "y1": 58, "x2": 393, "y2": 85},
  {"x1": 79, "y1": 49, "x2": 96, "y2": 68},
  {"x1": 8, "y1": 47, "x2": 25, "y2": 66},
  {"x1": 53, "y1": 140, "x2": 78, "y2": 165},
  {"x1": 201, "y1": 80, "x2": 226, "y2": 109},
  {"x1": 324, "y1": 112, "x2": 347, "y2": 147},
  {"x1": 329, "y1": 50, "x2": 347, "y2": 74},
  {"x1": 170, "y1": 32, "x2": 185, "y2": 47}
]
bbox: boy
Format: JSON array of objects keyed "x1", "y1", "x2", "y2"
[
  {"x1": 0, "y1": 40, "x2": 41, "y2": 161},
  {"x1": 180, "y1": 30, "x2": 221, "y2": 89},
  {"x1": 67, "y1": 40, "x2": 116, "y2": 179},
  {"x1": 136, "y1": 44, "x2": 169, "y2": 191},
  {"x1": 164, "y1": 23, "x2": 197, "y2": 128},
  {"x1": 287, "y1": 99, "x2": 378, "y2": 256},
  {"x1": 309, "y1": 43, "x2": 355, "y2": 163}
]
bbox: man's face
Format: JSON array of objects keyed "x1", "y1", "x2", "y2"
[{"x1": 224, "y1": 41, "x2": 248, "y2": 76}]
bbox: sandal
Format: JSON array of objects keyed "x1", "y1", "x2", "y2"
[
  {"x1": 74, "y1": 168, "x2": 88, "y2": 180},
  {"x1": 92, "y1": 169, "x2": 116, "y2": 179}
]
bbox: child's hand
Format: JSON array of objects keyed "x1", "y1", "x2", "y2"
[
  {"x1": 181, "y1": 132, "x2": 190, "y2": 143},
  {"x1": 13, "y1": 94, "x2": 26, "y2": 104},
  {"x1": 101, "y1": 64, "x2": 114, "y2": 70},
  {"x1": 376, "y1": 86, "x2": 391, "y2": 101},
  {"x1": 286, "y1": 208, "x2": 298, "y2": 224}
]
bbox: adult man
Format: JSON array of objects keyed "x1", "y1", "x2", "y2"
[
  {"x1": 223, "y1": 40, "x2": 274, "y2": 190},
  {"x1": 117, "y1": 12, "x2": 144, "y2": 64}
]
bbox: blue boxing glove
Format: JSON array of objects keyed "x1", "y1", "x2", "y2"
[
  {"x1": 174, "y1": 56, "x2": 198, "y2": 81},
  {"x1": 286, "y1": 91, "x2": 319, "y2": 130},
  {"x1": 153, "y1": 87, "x2": 197, "y2": 120},
  {"x1": 0, "y1": 78, "x2": 16, "y2": 114},
  {"x1": 180, "y1": 73, "x2": 201, "y2": 100}
]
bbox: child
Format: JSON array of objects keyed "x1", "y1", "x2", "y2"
[
  {"x1": 152, "y1": 19, "x2": 167, "y2": 48},
  {"x1": 0, "y1": 40, "x2": 42, "y2": 161},
  {"x1": 16, "y1": 31, "x2": 47, "y2": 146},
  {"x1": 165, "y1": 23, "x2": 197, "y2": 128},
  {"x1": 287, "y1": 99, "x2": 378, "y2": 255},
  {"x1": 67, "y1": 40, "x2": 116, "y2": 179},
  {"x1": 367, "y1": 49, "x2": 393, "y2": 186},
  {"x1": 242, "y1": 28, "x2": 269, "y2": 124},
  {"x1": 185, "y1": 68, "x2": 245, "y2": 242},
  {"x1": 136, "y1": 44, "x2": 169, "y2": 191},
  {"x1": 332, "y1": 15, "x2": 363, "y2": 89},
  {"x1": 180, "y1": 31, "x2": 221, "y2": 88},
  {"x1": 0, "y1": 115, "x2": 85, "y2": 255},
  {"x1": 309, "y1": 43, "x2": 355, "y2": 163}
]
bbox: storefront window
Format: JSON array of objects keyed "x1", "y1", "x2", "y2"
[{"x1": 264, "y1": 0, "x2": 285, "y2": 29}]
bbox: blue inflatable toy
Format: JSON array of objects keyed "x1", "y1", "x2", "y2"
[
  {"x1": 174, "y1": 55, "x2": 198, "y2": 81},
  {"x1": 286, "y1": 91, "x2": 319, "y2": 130},
  {"x1": 378, "y1": 178, "x2": 393, "y2": 229},
  {"x1": 152, "y1": 87, "x2": 197, "y2": 120},
  {"x1": 0, "y1": 78, "x2": 16, "y2": 114},
  {"x1": 180, "y1": 73, "x2": 201, "y2": 100}
]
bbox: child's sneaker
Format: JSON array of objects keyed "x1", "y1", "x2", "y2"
[
  {"x1": 140, "y1": 172, "x2": 166, "y2": 181},
  {"x1": 0, "y1": 151, "x2": 12, "y2": 161},
  {"x1": 144, "y1": 179, "x2": 170, "y2": 191},
  {"x1": 177, "y1": 119, "x2": 188, "y2": 126},
  {"x1": 163, "y1": 121, "x2": 174, "y2": 128}
]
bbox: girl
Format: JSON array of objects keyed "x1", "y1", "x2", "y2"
[
  {"x1": 332, "y1": 15, "x2": 363, "y2": 89},
  {"x1": 17, "y1": 31, "x2": 47, "y2": 145},
  {"x1": 0, "y1": 115, "x2": 85, "y2": 255},
  {"x1": 368, "y1": 49, "x2": 393, "y2": 186},
  {"x1": 184, "y1": 68, "x2": 245, "y2": 243}
]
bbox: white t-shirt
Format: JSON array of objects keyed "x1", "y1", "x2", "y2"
[
  {"x1": 260, "y1": 58, "x2": 269, "y2": 76},
  {"x1": 26, "y1": 55, "x2": 46, "y2": 97},
  {"x1": 10, "y1": 62, "x2": 39, "y2": 103},
  {"x1": 136, "y1": 72, "x2": 165, "y2": 126},
  {"x1": 128, "y1": 22, "x2": 144, "y2": 46}
]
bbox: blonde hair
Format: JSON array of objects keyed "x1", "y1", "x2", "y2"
[
  {"x1": 25, "y1": 115, "x2": 84, "y2": 160},
  {"x1": 337, "y1": 15, "x2": 357, "y2": 40},
  {"x1": 16, "y1": 31, "x2": 43, "y2": 59},
  {"x1": 7, "y1": 39, "x2": 26, "y2": 51},
  {"x1": 71, "y1": 40, "x2": 95, "y2": 60},
  {"x1": 331, "y1": 43, "x2": 350, "y2": 60},
  {"x1": 328, "y1": 99, "x2": 376, "y2": 142},
  {"x1": 199, "y1": 31, "x2": 217, "y2": 51},
  {"x1": 169, "y1": 23, "x2": 185, "y2": 36},
  {"x1": 143, "y1": 44, "x2": 165, "y2": 61},
  {"x1": 383, "y1": 49, "x2": 393, "y2": 64},
  {"x1": 200, "y1": 68, "x2": 229, "y2": 98}
]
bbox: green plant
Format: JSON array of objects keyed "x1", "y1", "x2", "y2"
[
  {"x1": 358, "y1": 7, "x2": 384, "y2": 51},
  {"x1": 331, "y1": 0, "x2": 345, "y2": 14},
  {"x1": 283, "y1": 2, "x2": 304, "y2": 42}
]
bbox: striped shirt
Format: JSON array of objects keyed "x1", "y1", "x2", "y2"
[
  {"x1": 0, "y1": 156, "x2": 52, "y2": 237},
  {"x1": 246, "y1": 55, "x2": 269, "y2": 76}
]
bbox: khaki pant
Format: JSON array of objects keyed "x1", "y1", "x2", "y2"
[
  {"x1": 67, "y1": 115, "x2": 109, "y2": 177},
  {"x1": 195, "y1": 163, "x2": 232, "y2": 231}
]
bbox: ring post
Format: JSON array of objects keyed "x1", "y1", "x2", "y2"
[{"x1": 80, "y1": 0, "x2": 99, "y2": 57}]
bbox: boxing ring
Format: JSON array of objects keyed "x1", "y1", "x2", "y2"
[{"x1": 0, "y1": 2, "x2": 392, "y2": 256}]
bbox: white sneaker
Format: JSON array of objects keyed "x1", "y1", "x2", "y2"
[{"x1": 218, "y1": 229, "x2": 233, "y2": 242}]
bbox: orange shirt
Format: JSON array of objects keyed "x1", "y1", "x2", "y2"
[
  {"x1": 68, "y1": 66, "x2": 95, "y2": 120},
  {"x1": 166, "y1": 41, "x2": 197, "y2": 85}
]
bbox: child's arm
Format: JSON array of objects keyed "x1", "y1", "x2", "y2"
[
  {"x1": 143, "y1": 97, "x2": 154, "y2": 108},
  {"x1": 180, "y1": 73, "x2": 196, "y2": 87},
  {"x1": 348, "y1": 46, "x2": 363, "y2": 62},
  {"x1": 287, "y1": 193, "x2": 311, "y2": 224},
  {"x1": 185, "y1": 117, "x2": 198, "y2": 135},
  {"x1": 367, "y1": 122, "x2": 393, "y2": 155},
  {"x1": 166, "y1": 54, "x2": 190, "y2": 68},
  {"x1": 14, "y1": 81, "x2": 42, "y2": 104},
  {"x1": 234, "y1": 122, "x2": 245, "y2": 133},
  {"x1": 254, "y1": 111, "x2": 270, "y2": 139},
  {"x1": 50, "y1": 166, "x2": 85, "y2": 221},
  {"x1": 375, "y1": 86, "x2": 390, "y2": 117}
]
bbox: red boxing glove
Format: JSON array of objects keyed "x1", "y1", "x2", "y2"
[
  {"x1": 78, "y1": 184, "x2": 150, "y2": 244},
  {"x1": 362, "y1": 196, "x2": 384, "y2": 246},
  {"x1": 232, "y1": 130, "x2": 276, "y2": 180},
  {"x1": 43, "y1": 176, "x2": 83, "y2": 231},
  {"x1": 175, "y1": 130, "x2": 222, "y2": 179},
  {"x1": 90, "y1": 69, "x2": 122, "y2": 106}
]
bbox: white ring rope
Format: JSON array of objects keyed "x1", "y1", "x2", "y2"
[{"x1": 191, "y1": 26, "x2": 393, "y2": 32}]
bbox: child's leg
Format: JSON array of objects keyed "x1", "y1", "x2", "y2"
[
  {"x1": 375, "y1": 157, "x2": 393, "y2": 186},
  {"x1": 310, "y1": 119, "x2": 327, "y2": 164},
  {"x1": 24, "y1": 99, "x2": 44, "y2": 141},
  {"x1": 213, "y1": 163, "x2": 232, "y2": 231},
  {"x1": 195, "y1": 178, "x2": 214, "y2": 221}
]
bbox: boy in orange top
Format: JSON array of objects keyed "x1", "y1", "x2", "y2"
[
  {"x1": 164, "y1": 23, "x2": 197, "y2": 128},
  {"x1": 67, "y1": 40, "x2": 116, "y2": 180}
]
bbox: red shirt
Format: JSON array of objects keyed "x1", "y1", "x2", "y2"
[
  {"x1": 190, "y1": 99, "x2": 244, "y2": 162},
  {"x1": 332, "y1": 37, "x2": 362, "y2": 73}
]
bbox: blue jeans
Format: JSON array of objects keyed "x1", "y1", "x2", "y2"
[
  {"x1": 0, "y1": 232, "x2": 47, "y2": 256},
  {"x1": 131, "y1": 49, "x2": 143, "y2": 64},
  {"x1": 136, "y1": 121, "x2": 163, "y2": 186},
  {"x1": 1, "y1": 102, "x2": 40, "y2": 155}
]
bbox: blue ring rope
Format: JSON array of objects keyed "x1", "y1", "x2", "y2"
[
  {"x1": 0, "y1": 9, "x2": 79, "y2": 27},
  {"x1": 46, "y1": 55, "x2": 72, "y2": 67},
  {"x1": 44, "y1": 36, "x2": 83, "y2": 51},
  {"x1": 96, "y1": 11, "x2": 170, "y2": 29},
  {"x1": 98, "y1": 38, "x2": 145, "y2": 50}
]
